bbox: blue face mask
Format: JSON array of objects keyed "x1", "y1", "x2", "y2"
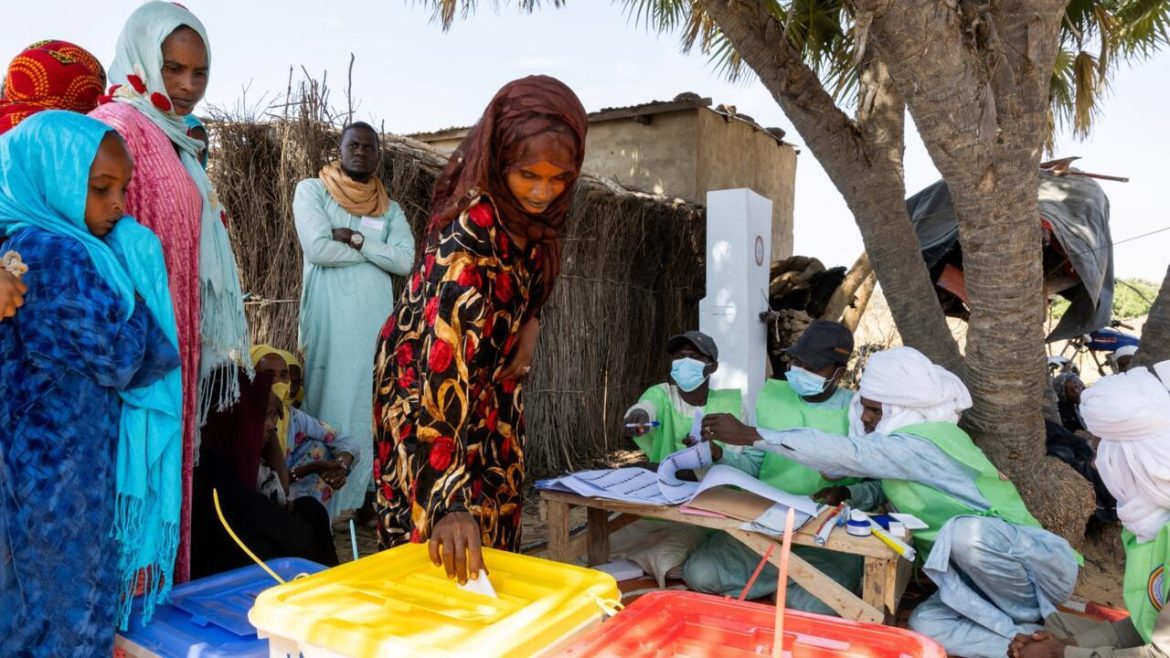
[
  {"x1": 787, "y1": 365, "x2": 832, "y2": 398},
  {"x1": 671, "y1": 357, "x2": 710, "y2": 393}
]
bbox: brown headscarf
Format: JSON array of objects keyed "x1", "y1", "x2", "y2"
[{"x1": 429, "y1": 75, "x2": 588, "y2": 314}]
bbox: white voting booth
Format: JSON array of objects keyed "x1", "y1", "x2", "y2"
[{"x1": 699, "y1": 189, "x2": 773, "y2": 413}]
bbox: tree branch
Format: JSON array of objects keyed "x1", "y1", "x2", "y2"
[
  {"x1": 698, "y1": 0, "x2": 963, "y2": 371},
  {"x1": 698, "y1": 1, "x2": 863, "y2": 160}
]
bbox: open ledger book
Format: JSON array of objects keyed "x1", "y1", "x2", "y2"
[{"x1": 536, "y1": 443, "x2": 822, "y2": 533}]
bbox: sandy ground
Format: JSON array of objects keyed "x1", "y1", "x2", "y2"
[{"x1": 1074, "y1": 524, "x2": 1126, "y2": 606}]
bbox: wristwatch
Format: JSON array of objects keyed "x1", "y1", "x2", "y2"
[{"x1": 349, "y1": 231, "x2": 365, "y2": 250}]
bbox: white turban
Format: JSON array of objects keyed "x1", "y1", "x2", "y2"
[
  {"x1": 1155, "y1": 360, "x2": 1170, "y2": 387},
  {"x1": 1081, "y1": 365, "x2": 1170, "y2": 542},
  {"x1": 1114, "y1": 345, "x2": 1139, "y2": 359},
  {"x1": 849, "y1": 346, "x2": 973, "y2": 437}
]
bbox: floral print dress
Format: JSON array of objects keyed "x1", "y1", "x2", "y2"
[
  {"x1": 257, "y1": 406, "x2": 363, "y2": 520},
  {"x1": 373, "y1": 197, "x2": 543, "y2": 551}
]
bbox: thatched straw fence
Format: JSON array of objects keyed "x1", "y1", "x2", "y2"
[{"x1": 206, "y1": 80, "x2": 707, "y2": 475}]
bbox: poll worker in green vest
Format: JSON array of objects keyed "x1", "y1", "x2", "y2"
[
  {"x1": 722, "y1": 319, "x2": 866, "y2": 497},
  {"x1": 701, "y1": 346, "x2": 1079, "y2": 658},
  {"x1": 622, "y1": 330, "x2": 744, "y2": 464},
  {"x1": 681, "y1": 319, "x2": 869, "y2": 611},
  {"x1": 1010, "y1": 362, "x2": 1170, "y2": 658}
]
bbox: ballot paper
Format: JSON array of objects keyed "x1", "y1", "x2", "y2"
[
  {"x1": 888, "y1": 512, "x2": 929, "y2": 530},
  {"x1": 539, "y1": 467, "x2": 672, "y2": 505},
  {"x1": 740, "y1": 502, "x2": 822, "y2": 538},
  {"x1": 692, "y1": 466, "x2": 819, "y2": 517},
  {"x1": 537, "y1": 444, "x2": 819, "y2": 518},
  {"x1": 689, "y1": 411, "x2": 704, "y2": 445},
  {"x1": 457, "y1": 570, "x2": 498, "y2": 598},
  {"x1": 537, "y1": 443, "x2": 714, "y2": 505},
  {"x1": 655, "y1": 442, "x2": 714, "y2": 504}
]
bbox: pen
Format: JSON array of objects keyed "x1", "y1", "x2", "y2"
[
  {"x1": 814, "y1": 503, "x2": 845, "y2": 546},
  {"x1": 867, "y1": 519, "x2": 917, "y2": 561},
  {"x1": 624, "y1": 421, "x2": 662, "y2": 429}
]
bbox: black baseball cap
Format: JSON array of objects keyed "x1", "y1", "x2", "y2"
[
  {"x1": 783, "y1": 320, "x2": 854, "y2": 370},
  {"x1": 666, "y1": 330, "x2": 719, "y2": 361}
]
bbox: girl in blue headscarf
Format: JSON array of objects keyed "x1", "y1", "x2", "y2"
[{"x1": 0, "y1": 110, "x2": 182, "y2": 655}]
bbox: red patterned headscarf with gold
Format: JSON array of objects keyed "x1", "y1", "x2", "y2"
[{"x1": 0, "y1": 40, "x2": 106, "y2": 136}]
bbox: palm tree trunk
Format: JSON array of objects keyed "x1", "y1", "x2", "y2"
[
  {"x1": 697, "y1": 0, "x2": 963, "y2": 373},
  {"x1": 1136, "y1": 265, "x2": 1170, "y2": 367},
  {"x1": 856, "y1": 0, "x2": 1094, "y2": 538}
]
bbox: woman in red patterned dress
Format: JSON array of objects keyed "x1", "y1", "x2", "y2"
[{"x1": 372, "y1": 76, "x2": 587, "y2": 582}]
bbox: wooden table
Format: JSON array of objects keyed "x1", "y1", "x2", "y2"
[{"x1": 539, "y1": 490, "x2": 912, "y2": 624}]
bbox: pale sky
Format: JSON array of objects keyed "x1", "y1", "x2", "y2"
[{"x1": 5, "y1": 0, "x2": 1167, "y2": 280}]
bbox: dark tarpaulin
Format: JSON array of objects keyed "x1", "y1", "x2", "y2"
[{"x1": 905, "y1": 171, "x2": 1114, "y2": 342}]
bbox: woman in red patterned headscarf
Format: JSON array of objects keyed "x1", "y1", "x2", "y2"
[
  {"x1": 0, "y1": 40, "x2": 106, "y2": 135},
  {"x1": 373, "y1": 75, "x2": 587, "y2": 583},
  {"x1": 0, "y1": 40, "x2": 107, "y2": 327}
]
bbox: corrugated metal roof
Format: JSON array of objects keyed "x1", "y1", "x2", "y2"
[{"x1": 410, "y1": 92, "x2": 788, "y2": 144}]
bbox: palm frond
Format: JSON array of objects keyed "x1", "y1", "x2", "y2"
[
  {"x1": 1047, "y1": 46, "x2": 1106, "y2": 145},
  {"x1": 413, "y1": 0, "x2": 567, "y2": 31},
  {"x1": 619, "y1": 0, "x2": 694, "y2": 33},
  {"x1": 1052, "y1": 0, "x2": 1169, "y2": 144},
  {"x1": 1048, "y1": 46, "x2": 1078, "y2": 146},
  {"x1": 1072, "y1": 50, "x2": 1101, "y2": 137},
  {"x1": 702, "y1": 26, "x2": 749, "y2": 81},
  {"x1": 1113, "y1": 0, "x2": 1170, "y2": 57},
  {"x1": 1093, "y1": 3, "x2": 1117, "y2": 79},
  {"x1": 1062, "y1": 0, "x2": 1100, "y2": 48}
]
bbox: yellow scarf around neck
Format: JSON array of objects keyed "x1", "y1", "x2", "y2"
[{"x1": 318, "y1": 160, "x2": 389, "y2": 217}]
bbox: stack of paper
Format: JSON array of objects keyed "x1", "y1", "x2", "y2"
[
  {"x1": 537, "y1": 467, "x2": 671, "y2": 505},
  {"x1": 742, "y1": 503, "x2": 818, "y2": 538},
  {"x1": 537, "y1": 444, "x2": 821, "y2": 533}
]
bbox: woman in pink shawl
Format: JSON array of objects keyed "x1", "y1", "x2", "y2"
[{"x1": 91, "y1": 1, "x2": 250, "y2": 581}]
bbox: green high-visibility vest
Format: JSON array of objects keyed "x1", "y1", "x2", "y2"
[
  {"x1": 755, "y1": 379, "x2": 857, "y2": 495},
  {"x1": 632, "y1": 384, "x2": 743, "y2": 463},
  {"x1": 1122, "y1": 524, "x2": 1170, "y2": 642},
  {"x1": 880, "y1": 422, "x2": 1043, "y2": 558}
]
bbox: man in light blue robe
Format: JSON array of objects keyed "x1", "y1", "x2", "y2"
[
  {"x1": 295, "y1": 122, "x2": 415, "y2": 513},
  {"x1": 703, "y1": 347, "x2": 1080, "y2": 658}
]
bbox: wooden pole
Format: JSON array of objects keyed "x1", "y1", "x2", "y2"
[{"x1": 772, "y1": 507, "x2": 796, "y2": 658}]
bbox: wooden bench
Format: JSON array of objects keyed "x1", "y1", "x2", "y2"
[{"x1": 539, "y1": 490, "x2": 913, "y2": 624}]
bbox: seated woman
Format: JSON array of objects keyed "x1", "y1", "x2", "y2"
[
  {"x1": 0, "y1": 111, "x2": 181, "y2": 654},
  {"x1": 252, "y1": 345, "x2": 361, "y2": 519},
  {"x1": 190, "y1": 370, "x2": 339, "y2": 579}
]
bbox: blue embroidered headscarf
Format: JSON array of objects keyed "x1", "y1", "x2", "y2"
[
  {"x1": 0, "y1": 111, "x2": 136, "y2": 314},
  {"x1": 0, "y1": 110, "x2": 184, "y2": 628}
]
